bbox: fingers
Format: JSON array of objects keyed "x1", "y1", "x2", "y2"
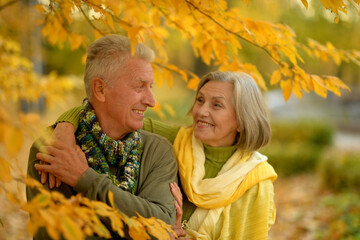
[
  {"x1": 49, "y1": 173, "x2": 56, "y2": 189},
  {"x1": 35, "y1": 163, "x2": 52, "y2": 173},
  {"x1": 36, "y1": 151, "x2": 56, "y2": 165},
  {"x1": 173, "y1": 228, "x2": 187, "y2": 238},
  {"x1": 40, "y1": 171, "x2": 48, "y2": 184},
  {"x1": 170, "y1": 182, "x2": 183, "y2": 206},
  {"x1": 56, "y1": 177, "x2": 62, "y2": 188}
]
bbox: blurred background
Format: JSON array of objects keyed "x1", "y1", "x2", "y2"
[{"x1": 1, "y1": 0, "x2": 360, "y2": 239}]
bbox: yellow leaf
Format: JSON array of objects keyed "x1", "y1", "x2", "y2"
[
  {"x1": 151, "y1": 100, "x2": 166, "y2": 119},
  {"x1": 25, "y1": 176, "x2": 44, "y2": 190},
  {"x1": 163, "y1": 69, "x2": 174, "y2": 88},
  {"x1": 31, "y1": 193, "x2": 51, "y2": 208},
  {"x1": 187, "y1": 77, "x2": 200, "y2": 90},
  {"x1": 39, "y1": 209, "x2": 57, "y2": 227},
  {"x1": 108, "y1": 190, "x2": 114, "y2": 208},
  {"x1": 242, "y1": 0, "x2": 250, "y2": 6},
  {"x1": 26, "y1": 217, "x2": 42, "y2": 235},
  {"x1": 0, "y1": 157, "x2": 12, "y2": 182},
  {"x1": 281, "y1": 79, "x2": 292, "y2": 102},
  {"x1": 270, "y1": 70, "x2": 282, "y2": 85},
  {"x1": 128, "y1": 218, "x2": 149, "y2": 240},
  {"x1": 127, "y1": 28, "x2": 142, "y2": 56},
  {"x1": 292, "y1": 80, "x2": 303, "y2": 99},
  {"x1": 152, "y1": 65, "x2": 164, "y2": 87},
  {"x1": 82, "y1": 53, "x2": 87, "y2": 65},
  {"x1": 201, "y1": 41, "x2": 213, "y2": 65},
  {"x1": 137, "y1": 215, "x2": 172, "y2": 240},
  {"x1": 301, "y1": 0, "x2": 309, "y2": 8},
  {"x1": 311, "y1": 75, "x2": 327, "y2": 98},
  {"x1": 108, "y1": 214, "x2": 125, "y2": 237},
  {"x1": 280, "y1": 63, "x2": 293, "y2": 78},
  {"x1": 70, "y1": 33, "x2": 84, "y2": 51},
  {"x1": 4, "y1": 125, "x2": 23, "y2": 156},
  {"x1": 60, "y1": 216, "x2": 84, "y2": 240},
  {"x1": 33, "y1": 4, "x2": 46, "y2": 13},
  {"x1": 105, "y1": 12, "x2": 115, "y2": 31},
  {"x1": 94, "y1": 30, "x2": 103, "y2": 40}
]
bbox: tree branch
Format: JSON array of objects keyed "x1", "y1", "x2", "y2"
[
  {"x1": 77, "y1": 5, "x2": 105, "y2": 36},
  {"x1": 184, "y1": 0, "x2": 281, "y2": 65}
]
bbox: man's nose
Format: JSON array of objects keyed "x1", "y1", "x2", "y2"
[{"x1": 143, "y1": 87, "x2": 155, "y2": 107}]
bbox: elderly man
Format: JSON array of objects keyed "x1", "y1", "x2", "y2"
[{"x1": 26, "y1": 35, "x2": 178, "y2": 239}]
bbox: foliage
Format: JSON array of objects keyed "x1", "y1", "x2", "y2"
[
  {"x1": 0, "y1": 157, "x2": 175, "y2": 240},
  {"x1": 318, "y1": 149, "x2": 360, "y2": 192},
  {"x1": 318, "y1": 192, "x2": 360, "y2": 239},
  {"x1": 270, "y1": 120, "x2": 334, "y2": 146},
  {"x1": 32, "y1": 0, "x2": 359, "y2": 101},
  {"x1": 262, "y1": 142, "x2": 321, "y2": 176},
  {"x1": 261, "y1": 120, "x2": 334, "y2": 176},
  {"x1": 1, "y1": 0, "x2": 360, "y2": 239}
]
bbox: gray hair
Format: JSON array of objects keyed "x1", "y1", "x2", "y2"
[
  {"x1": 192, "y1": 71, "x2": 271, "y2": 153},
  {"x1": 84, "y1": 34, "x2": 155, "y2": 100}
]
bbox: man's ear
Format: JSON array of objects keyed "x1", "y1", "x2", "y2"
[{"x1": 92, "y1": 78, "x2": 106, "y2": 102}]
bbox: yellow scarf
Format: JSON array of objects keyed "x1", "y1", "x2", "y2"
[{"x1": 173, "y1": 127, "x2": 277, "y2": 239}]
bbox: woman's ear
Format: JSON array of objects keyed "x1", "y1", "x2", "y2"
[{"x1": 92, "y1": 78, "x2": 106, "y2": 102}]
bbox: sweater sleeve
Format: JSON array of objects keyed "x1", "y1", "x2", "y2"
[
  {"x1": 55, "y1": 105, "x2": 83, "y2": 130},
  {"x1": 142, "y1": 118, "x2": 181, "y2": 144}
]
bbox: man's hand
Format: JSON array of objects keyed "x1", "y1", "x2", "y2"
[
  {"x1": 35, "y1": 140, "x2": 89, "y2": 187},
  {"x1": 40, "y1": 122, "x2": 76, "y2": 188}
]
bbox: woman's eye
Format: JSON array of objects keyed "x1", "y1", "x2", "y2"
[
  {"x1": 196, "y1": 97, "x2": 204, "y2": 103},
  {"x1": 214, "y1": 103, "x2": 223, "y2": 108}
]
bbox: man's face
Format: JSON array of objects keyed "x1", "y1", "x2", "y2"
[{"x1": 103, "y1": 57, "x2": 155, "y2": 139}]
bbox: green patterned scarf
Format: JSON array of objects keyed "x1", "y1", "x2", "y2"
[{"x1": 76, "y1": 98, "x2": 143, "y2": 194}]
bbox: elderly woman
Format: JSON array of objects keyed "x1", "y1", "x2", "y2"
[{"x1": 48, "y1": 71, "x2": 277, "y2": 239}]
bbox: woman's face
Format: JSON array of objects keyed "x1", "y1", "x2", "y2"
[{"x1": 192, "y1": 81, "x2": 239, "y2": 147}]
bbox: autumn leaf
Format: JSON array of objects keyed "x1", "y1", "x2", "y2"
[
  {"x1": 0, "y1": 157, "x2": 12, "y2": 182},
  {"x1": 311, "y1": 75, "x2": 327, "y2": 98},
  {"x1": 301, "y1": 0, "x2": 309, "y2": 9},
  {"x1": 281, "y1": 79, "x2": 293, "y2": 102},
  {"x1": 187, "y1": 77, "x2": 200, "y2": 90},
  {"x1": 128, "y1": 218, "x2": 150, "y2": 240},
  {"x1": 25, "y1": 176, "x2": 45, "y2": 190},
  {"x1": 60, "y1": 216, "x2": 84, "y2": 240},
  {"x1": 108, "y1": 190, "x2": 115, "y2": 208},
  {"x1": 270, "y1": 70, "x2": 282, "y2": 85}
]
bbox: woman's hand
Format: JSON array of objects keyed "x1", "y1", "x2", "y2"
[
  {"x1": 39, "y1": 122, "x2": 76, "y2": 188},
  {"x1": 171, "y1": 182, "x2": 183, "y2": 229},
  {"x1": 169, "y1": 182, "x2": 192, "y2": 239}
]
